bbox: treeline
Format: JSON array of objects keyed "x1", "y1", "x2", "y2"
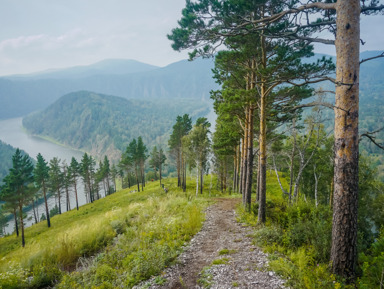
[
  {"x1": 0, "y1": 150, "x2": 117, "y2": 244},
  {"x1": 0, "y1": 135, "x2": 169, "y2": 243},
  {"x1": 168, "y1": 115, "x2": 211, "y2": 195}
]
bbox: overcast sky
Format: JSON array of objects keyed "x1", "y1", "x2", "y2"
[{"x1": 0, "y1": 0, "x2": 383, "y2": 76}]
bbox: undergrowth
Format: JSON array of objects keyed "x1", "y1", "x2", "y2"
[
  {"x1": 238, "y1": 170, "x2": 384, "y2": 289},
  {"x1": 237, "y1": 173, "x2": 352, "y2": 289}
]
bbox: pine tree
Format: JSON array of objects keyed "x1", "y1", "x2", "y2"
[
  {"x1": 34, "y1": 153, "x2": 51, "y2": 227},
  {"x1": 69, "y1": 157, "x2": 80, "y2": 210},
  {"x1": 49, "y1": 157, "x2": 63, "y2": 214},
  {"x1": 6, "y1": 149, "x2": 34, "y2": 247}
]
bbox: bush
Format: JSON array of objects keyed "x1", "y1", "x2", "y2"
[{"x1": 358, "y1": 229, "x2": 384, "y2": 289}]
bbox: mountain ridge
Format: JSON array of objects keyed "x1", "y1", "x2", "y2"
[
  {"x1": 22, "y1": 91, "x2": 211, "y2": 161},
  {"x1": 0, "y1": 57, "x2": 218, "y2": 119}
]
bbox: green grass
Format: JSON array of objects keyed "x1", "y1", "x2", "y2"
[
  {"x1": 218, "y1": 248, "x2": 236, "y2": 255},
  {"x1": 0, "y1": 176, "x2": 226, "y2": 288},
  {"x1": 212, "y1": 257, "x2": 230, "y2": 265}
]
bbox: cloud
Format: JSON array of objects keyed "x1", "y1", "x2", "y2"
[{"x1": 0, "y1": 34, "x2": 46, "y2": 51}]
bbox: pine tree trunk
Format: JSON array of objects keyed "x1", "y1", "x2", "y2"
[
  {"x1": 196, "y1": 164, "x2": 199, "y2": 197},
  {"x1": 200, "y1": 165, "x2": 203, "y2": 194},
  {"x1": 13, "y1": 209, "x2": 19, "y2": 237},
  {"x1": 136, "y1": 168, "x2": 140, "y2": 192},
  {"x1": 258, "y1": 33, "x2": 267, "y2": 224},
  {"x1": 288, "y1": 119, "x2": 297, "y2": 203},
  {"x1": 74, "y1": 180, "x2": 79, "y2": 211},
  {"x1": 256, "y1": 153, "x2": 261, "y2": 202},
  {"x1": 32, "y1": 200, "x2": 38, "y2": 224},
  {"x1": 177, "y1": 149, "x2": 181, "y2": 187},
  {"x1": 19, "y1": 202, "x2": 25, "y2": 247},
  {"x1": 239, "y1": 138, "x2": 244, "y2": 195},
  {"x1": 245, "y1": 106, "x2": 254, "y2": 211},
  {"x1": 183, "y1": 160, "x2": 187, "y2": 192},
  {"x1": 242, "y1": 109, "x2": 249, "y2": 206},
  {"x1": 159, "y1": 163, "x2": 162, "y2": 186},
  {"x1": 66, "y1": 186, "x2": 71, "y2": 211},
  {"x1": 330, "y1": 0, "x2": 360, "y2": 281},
  {"x1": 57, "y1": 188, "x2": 62, "y2": 214}
]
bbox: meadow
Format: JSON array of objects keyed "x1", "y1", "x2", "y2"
[{"x1": 0, "y1": 178, "x2": 216, "y2": 288}]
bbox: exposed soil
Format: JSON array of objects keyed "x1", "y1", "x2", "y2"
[{"x1": 134, "y1": 198, "x2": 287, "y2": 289}]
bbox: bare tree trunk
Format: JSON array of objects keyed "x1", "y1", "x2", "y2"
[{"x1": 330, "y1": 0, "x2": 360, "y2": 282}]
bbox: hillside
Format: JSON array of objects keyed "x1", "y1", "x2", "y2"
[
  {"x1": 0, "y1": 141, "x2": 33, "y2": 183},
  {"x1": 0, "y1": 58, "x2": 217, "y2": 119},
  {"x1": 22, "y1": 91, "x2": 211, "y2": 160}
]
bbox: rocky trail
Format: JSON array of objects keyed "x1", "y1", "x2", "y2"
[{"x1": 134, "y1": 198, "x2": 287, "y2": 289}]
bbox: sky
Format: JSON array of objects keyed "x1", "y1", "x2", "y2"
[{"x1": 0, "y1": 0, "x2": 383, "y2": 76}]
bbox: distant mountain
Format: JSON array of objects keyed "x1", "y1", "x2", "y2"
[
  {"x1": 0, "y1": 58, "x2": 218, "y2": 119},
  {"x1": 7, "y1": 59, "x2": 159, "y2": 80},
  {"x1": 22, "y1": 91, "x2": 211, "y2": 160}
]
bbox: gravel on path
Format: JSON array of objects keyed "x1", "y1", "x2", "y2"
[{"x1": 134, "y1": 198, "x2": 287, "y2": 289}]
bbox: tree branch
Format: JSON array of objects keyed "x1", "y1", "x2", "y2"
[
  {"x1": 360, "y1": 52, "x2": 384, "y2": 65},
  {"x1": 359, "y1": 127, "x2": 384, "y2": 150},
  {"x1": 287, "y1": 101, "x2": 349, "y2": 113}
]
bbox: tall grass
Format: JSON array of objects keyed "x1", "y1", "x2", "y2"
[{"x1": 0, "y1": 178, "x2": 217, "y2": 288}]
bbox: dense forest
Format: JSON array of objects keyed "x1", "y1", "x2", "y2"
[{"x1": 23, "y1": 91, "x2": 210, "y2": 161}]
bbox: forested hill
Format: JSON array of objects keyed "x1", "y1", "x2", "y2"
[
  {"x1": 22, "y1": 91, "x2": 210, "y2": 160},
  {"x1": 0, "y1": 58, "x2": 217, "y2": 119},
  {"x1": 0, "y1": 141, "x2": 33, "y2": 183}
]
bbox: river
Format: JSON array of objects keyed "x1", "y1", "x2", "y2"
[{"x1": 0, "y1": 117, "x2": 88, "y2": 234}]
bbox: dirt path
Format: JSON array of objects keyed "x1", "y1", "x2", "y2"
[{"x1": 135, "y1": 198, "x2": 286, "y2": 289}]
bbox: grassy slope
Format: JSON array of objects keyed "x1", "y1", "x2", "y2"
[{"x1": 0, "y1": 177, "x2": 225, "y2": 288}]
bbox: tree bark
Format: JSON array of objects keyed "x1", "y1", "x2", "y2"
[
  {"x1": 245, "y1": 106, "x2": 254, "y2": 211},
  {"x1": 32, "y1": 200, "x2": 38, "y2": 224},
  {"x1": 19, "y1": 202, "x2": 25, "y2": 247},
  {"x1": 258, "y1": 31, "x2": 267, "y2": 224},
  {"x1": 200, "y1": 165, "x2": 203, "y2": 194},
  {"x1": 74, "y1": 179, "x2": 79, "y2": 211},
  {"x1": 57, "y1": 188, "x2": 62, "y2": 214},
  {"x1": 330, "y1": 0, "x2": 360, "y2": 282},
  {"x1": 242, "y1": 108, "x2": 249, "y2": 206},
  {"x1": 13, "y1": 209, "x2": 19, "y2": 237}
]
